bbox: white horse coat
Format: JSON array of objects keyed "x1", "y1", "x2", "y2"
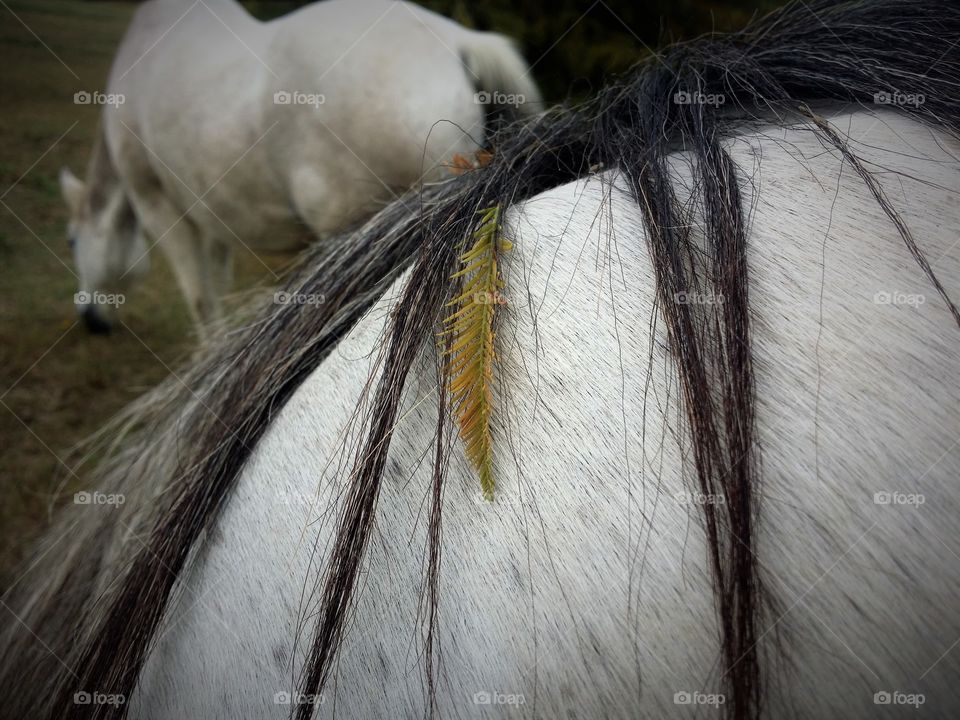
[
  {"x1": 61, "y1": 0, "x2": 540, "y2": 333},
  {"x1": 128, "y1": 110, "x2": 960, "y2": 718}
]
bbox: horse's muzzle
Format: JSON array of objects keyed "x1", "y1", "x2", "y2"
[{"x1": 81, "y1": 305, "x2": 112, "y2": 335}]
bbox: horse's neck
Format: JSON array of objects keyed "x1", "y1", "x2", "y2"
[
  {"x1": 85, "y1": 126, "x2": 137, "y2": 232},
  {"x1": 84, "y1": 127, "x2": 122, "y2": 207}
]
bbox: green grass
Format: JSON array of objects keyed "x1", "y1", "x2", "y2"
[{"x1": 0, "y1": 0, "x2": 280, "y2": 587}]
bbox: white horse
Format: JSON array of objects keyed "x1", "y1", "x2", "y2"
[
  {"x1": 60, "y1": 0, "x2": 540, "y2": 335},
  {"x1": 4, "y1": 2, "x2": 960, "y2": 718}
]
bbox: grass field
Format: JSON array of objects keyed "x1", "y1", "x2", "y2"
[{"x1": 0, "y1": 0, "x2": 279, "y2": 587}]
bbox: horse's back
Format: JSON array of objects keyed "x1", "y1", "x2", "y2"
[
  {"x1": 132, "y1": 109, "x2": 960, "y2": 718},
  {"x1": 262, "y1": 0, "x2": 490, "y2": 231},
  {"x1": 101, "y1": 0, "x2": 492, "y2": 247}
]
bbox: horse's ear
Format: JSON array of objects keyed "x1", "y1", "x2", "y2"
[{"x1": 59, "y1": 166, "x2": 85, "y2": 214}]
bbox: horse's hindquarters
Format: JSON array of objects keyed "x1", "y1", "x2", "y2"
[{"x1": 134, "y1": 110, "x2": 960, "y2": 719}]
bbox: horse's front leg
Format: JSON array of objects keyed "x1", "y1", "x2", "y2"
[
  {"x1": 140, "y1": 216, "x2": 219, "y2": 340},
  {"x1": 161, "y1": 228, "x2": 222, "y2": 341},
  {"x1": 208, "y1": 238, "x2": 233, "y2": 304},
  {"x1": 123, "y1": 174, "x2": 222, "y2": 339}
]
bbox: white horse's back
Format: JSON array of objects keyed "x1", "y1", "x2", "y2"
[{"x1": 131, "y1": 110, "x2": 960, "y2": 718}]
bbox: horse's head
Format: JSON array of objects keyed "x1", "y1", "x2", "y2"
[{"x1": 60, "y1": 166, "x2": 148, "y2": 334}]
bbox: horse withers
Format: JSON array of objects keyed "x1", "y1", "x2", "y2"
[{"x1": 61, "y1": 0, "x2": 541, "y2": 337}]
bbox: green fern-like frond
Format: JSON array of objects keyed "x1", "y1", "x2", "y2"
[{"x1": 441, "y1": 206, "x2": 511, "y2": 500}]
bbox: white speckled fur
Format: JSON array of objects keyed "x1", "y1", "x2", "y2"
[{"x1": 134, "y1": 110, "x2": 960, "y2": 718}]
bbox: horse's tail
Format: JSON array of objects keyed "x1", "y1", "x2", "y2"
[{"x1": 459, "y1": 31, "x2": 543, "y2": 116}]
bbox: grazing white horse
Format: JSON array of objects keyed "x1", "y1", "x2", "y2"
[{"x1": 60, "y1": 0, "x2": 540, "y2": 335}]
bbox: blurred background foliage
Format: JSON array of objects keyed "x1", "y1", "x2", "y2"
[{"x1": 242, "y1": 0, "x2": 784, "y2": 101}]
